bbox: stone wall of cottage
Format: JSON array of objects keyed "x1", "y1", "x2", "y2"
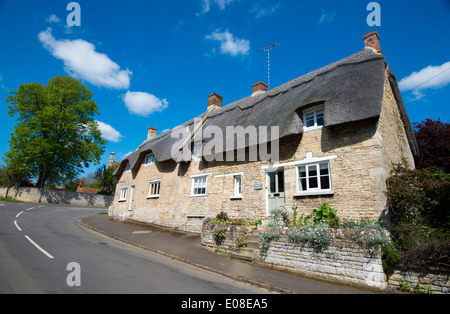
[{"x1": 110, "y1": 71, "x2": 415, "y2": 233}]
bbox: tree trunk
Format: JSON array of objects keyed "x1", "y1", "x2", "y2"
[{"x1": 36, "y1": 170, "x2": 46, "y2": 189}]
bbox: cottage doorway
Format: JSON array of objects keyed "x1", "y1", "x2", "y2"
[
  {"x1": 128, "y1": 184, "x2": 136, "y2": 211},
  {"x1": 267, "y1": 169, "x2": 285, "y2": 216}
]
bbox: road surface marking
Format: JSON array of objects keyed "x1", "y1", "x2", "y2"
[
  {"x1": 26, "y1": 207, "x2": 35, "y2": 211},
  {"x1": 14, "y1": 220, "x2": 22, "y2": 231},
  {"x1": 24, "y1": 235, "x2": 54, "y2": 259},
  {"x1": 38, "y1": 205, "x2": 44, "y2": 208},
  {"x1": 16, "y1": 211, "x2": 24, "y2": 218}
]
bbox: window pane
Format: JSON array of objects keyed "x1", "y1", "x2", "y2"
[
  {"x1": 308, "y1": 165, "x2": 318, "y2": 188},
  {"x1": 269, "y1": 172, "x2": 276, "y2": 193},
  {"x1": 298, "y1": 166, "x2": 306, "y2": 178},
  {"x1": 316, "y1": 110, "x2": 324, "y2": 126},
  {"x1": 319, "y1": 163, "x2": 329, "y2": 175},
  {"x1": 235, "y1": 176, "x2": 241, "y2": 195},
  {"x1": 308, "y1": 166, "x2": 317, "y2": 177},
  {"x1": 277, "y1": 171, "x2": 284, "y2": 193},
  {"x1": 305, "y1": 113, "x2": 315, "y2": 127},
  {"x1": 320, "y1": 176, "x2": 330, "y2": 189},
  {"x1": 309, "y1": 177, "x2": 318, "y2": 189},
  {"x1": 299, "y1": 178, "x2": 307, "y2": 191}
]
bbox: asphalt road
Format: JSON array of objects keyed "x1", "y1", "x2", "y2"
[{"x1": 0, "y1": 201, "x2": 271, "y2": 294}]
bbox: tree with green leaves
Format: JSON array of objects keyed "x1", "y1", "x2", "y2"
[
  {"x1": 4, "y1": 76, "x2": 107, "y2": 188},
  {"x1": 94, "y1": 164, "x2": 118, "y2": 195}
]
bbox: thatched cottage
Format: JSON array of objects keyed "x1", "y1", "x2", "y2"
[{"x1": 110, "y1": 31, "x2": 417, "y2": 233}]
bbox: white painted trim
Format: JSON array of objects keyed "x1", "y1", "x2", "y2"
[
  {"x1": 214, "y1": 172, "x2": 244, "y2": 178},
  {"x1": 294, "y1": 190, "x2": 334, "y2": 197},
  {"x1": 189, "y1": 173, "x2": 212, "y2": 178},
  {"x1": 261, "y1": 153, "x2": 337, "y2": 170}
]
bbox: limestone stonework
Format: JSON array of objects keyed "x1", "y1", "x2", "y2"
[{"x1": 110, "y1": 68, "x2": 415, "y2": 234}]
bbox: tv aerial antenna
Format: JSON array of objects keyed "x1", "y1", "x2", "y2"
[{"x1": 258, "y1": 41, "x2": 279, "y2": 90}]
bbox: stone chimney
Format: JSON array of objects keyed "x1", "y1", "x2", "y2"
[
  {"x1": 107, "y1": 152, "x2": 115, "y2": 168},
  {"x1": 147, "y1": 127, "x2": 157, "y2": 140},
  {"x1": 363, "y1": 31, "x2": 381, "y2": 53},
  {"x1": 207, "y1": 93, "x2": 223, "y2": 109},
  {"x1": 252, "y1": 81, "x2": 268, "y2": 97}
]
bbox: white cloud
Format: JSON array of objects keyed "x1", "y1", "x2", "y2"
[
  {"x1": 38, "y1": 27, "x2": 132, "y2": 89},
  {"x1": 318, "y1": 9, "x2": 336, "y2": 24},
  {"x1": 122, "y1": 91, "x2": 168, "y2": 117},
  {"x1": 96, "y1": 121, "x2": 123, "y2": 143},
  {"x1": 399, "y1": 62, "x2": 450, "y2": 99},
  {"x1": 46, "y1": 14, "x2": 61, "y2": 23},
  {"x1": 205, "y1": 30, "x2": 250, "y2": 57},
  {"x1": 252, "y1": 3, "x2": 280, "y2": 19},
  {"x1": 198, "y1": 0, "x2": 234, "y2": 14}
]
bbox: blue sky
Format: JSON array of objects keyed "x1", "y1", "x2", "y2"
[{"x1": 1, "y1": 0, "x2": 449, "y2": 177}]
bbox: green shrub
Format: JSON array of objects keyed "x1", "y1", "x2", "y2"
[
  {"x1": 213, "y1": 228, "x2": 227, "y2": 242},
  {"x1": 289, "y1": 222, "x2": 330, "y2": 248},
  {"x1": 385, "y1": 163, "x2": 450, "y2": 271},
  {"x1": 312, "y1": 203, "x2": 339, "y2": 228}
]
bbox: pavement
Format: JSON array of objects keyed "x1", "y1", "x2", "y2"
[{"x1": 80, "y1": 213, "x2": 386, "y2": 294}]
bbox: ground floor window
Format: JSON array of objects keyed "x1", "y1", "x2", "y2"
[
  {"x1": 191, "y1": 175, "x2": 207, "y2": 196},
  {"x1": 148, "y1": 180, "x2": 161, "y2": 198},
  {"x1": 119, "y1": 187, "x2": 128, "y2": 201},
  {"x1": 297, "y1": 162, "x2": 331, "y2": 193},
  {"x1": 234, "y1": 175, "x2": 242, "y2": 197}
]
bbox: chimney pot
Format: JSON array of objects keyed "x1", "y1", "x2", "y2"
[
  {"x1": 147, "y1": 127, "x2": 157, "y2": 140},
  {"x1": 363, "y1": 31, "x2": 381, "y2": 53},
  {"x1": 252, "y1": 81, "x2": 268, "y2": 96},
  {"x1": 208, "y1": 93, "x2": 223, "y2": 109}
]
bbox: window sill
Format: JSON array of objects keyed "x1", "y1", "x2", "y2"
[
  {"x1": 147, "y1": 195, "x2": 159, "y2": 199},
  {"x1": 230, "y1": 195, "x2": 242, "y2": 200},
  {"x1": 118, "y1": 199, "x2": 127, "y2": 202},
  {"x1": 303, "y1": 126, "x2": 323, "y2": 132},
  {"x1": 189, "y1": 194, "x2": 208, "y2": 198},
  {"x1": 294, "y1": 190, "x2": 334, "y2": 197}
]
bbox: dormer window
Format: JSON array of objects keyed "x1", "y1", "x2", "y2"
[
  {"x1": 124, "y1": 162, "x2": 131, "y2": 172},
  {"x1": 303, "y1": 105, "x2": 324, "y2": 131},
  {"x1": 144, "y1": 153, "x2": 155, "y2": 166}
]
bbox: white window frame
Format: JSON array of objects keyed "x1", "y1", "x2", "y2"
[
  {"x1": 295, "y1": 161, "x2": 333, "y2": 196},
  {"x1": 303, "y1": 105, "x2": 324, "y2": 131},
  {"x1": 190, "y1": 174, "x2": 209, "y2": 197},
  {"x1": 144, "y1": 153, "x2": 155, "y2": 166},
  {"x1": 147, "y1": 179, "x2": 161, "y2": 198},
  {"x1": 231, "y1": 175, "x2": 242, "y2": 199},
  {"x1": 119, "y1": 186, "x2": 128, "y2": 202}
]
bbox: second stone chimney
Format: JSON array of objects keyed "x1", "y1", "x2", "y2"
[
  {"x1": 207, "y1": 93, "x2": 223, "y2": 109},
  {"x1": 252, "y1": 81, "x2": 268, "y2": 97},
  {"x1": 363, "y1": 31, "x2": 381, "y2": 53},
  {"x1": 147, "y1": 127, "x2": 157, "y2": 140}
]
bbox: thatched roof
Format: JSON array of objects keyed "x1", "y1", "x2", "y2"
[{"x1": 114, "y1": 48, "x2": 418, "y2": 177}]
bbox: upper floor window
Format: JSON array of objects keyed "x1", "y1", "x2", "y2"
[
  {"x1": 144, "y1": 153, "x2": 155, "y2": 166},
  {"x1": 124, "y1": 162, "x2": 131, "y2": 172},
  {"x1": 303, "y1": 105, "x2": 324, "y2": 131}
]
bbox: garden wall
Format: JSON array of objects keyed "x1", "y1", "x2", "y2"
[
  {"x1": 0, "y1": 187, "x2": 113, "y2": 208},
  {"x1": 386, "y1": 268, "x2": 449, "y2": 294},
  {"x1": 201, "y1": 218, "x2": 250, "y2": 252},
  {"x1": 259, "y1": 227, "x2": 387, "y2": 289}
]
